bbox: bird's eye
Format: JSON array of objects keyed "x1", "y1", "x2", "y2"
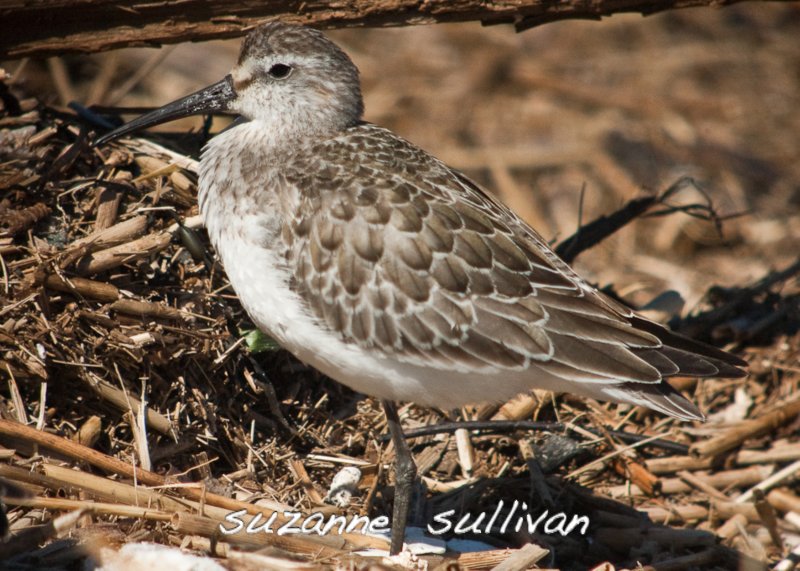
[{"x1": 268, "y1": 63, "x2": 293, "y2": 79}]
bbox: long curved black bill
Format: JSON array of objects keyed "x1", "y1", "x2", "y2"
[{"x1": 94, "y1": 75, "x2": 235, "y2": 146}]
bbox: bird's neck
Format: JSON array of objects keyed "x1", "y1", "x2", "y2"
[{"x1": 197, "y1": 120, "x2": 310, "y2": 247}]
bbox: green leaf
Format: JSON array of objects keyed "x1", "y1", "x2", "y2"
[{"x1": 241, "y1": 329, "x2": 281, "y2": 353}]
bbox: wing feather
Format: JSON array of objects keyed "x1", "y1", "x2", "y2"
[{"x1": 280, "y1": 124, "x2": 745, "y2": 418}]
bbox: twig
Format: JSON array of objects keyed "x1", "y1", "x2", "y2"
[
  {"x1": 753, "y1": 489, "x2": 783, "y2": 548},
  {"x1": 5, "y1": 496, "x2": 172, "y2": 521},
  {"x1": 105, "y1": 47, "x2": 176, "y2": 106},
  {"x1": 46, "y1": 58, "x2": 75, "y2": 105},
  {"x1": 717, "y1": 513, "x2": 748, "y2": 541},
  {"x1": 612, "y1": 457, "x2": 662, "y2": 496},
  {"x1": 35, "y1": 381, "x2": 46, "y2": 432},
  {"x1": 170, "y1": 512, "x2": 347, "y2": 556},
  {"x1": 110, "y1": 299, "x2": 186, "y2": 321},
  {"x1": 737, "y1": 459, "x2": 800, "y2": 504},
  {"x1": 607, "y1": 465, "x2": 772, "y2": 498},
  {"x1": 288, "y1": 459, "x2": 325, "y2": 505},
  {"x1": 74, "y1": 230, "x2": 173, "y2": 275},
  {"x1": 79, "y1": 372, "x2": 172, "y2": 435},
  {"x1": 0, "y1": 203, "x2": 50, "y2": 237},
  {"x1": 768, "y1": 489, "x2": 800, "y2": 514},
  {"x1": 568, "y1": 432, "x2": 672, "y2": 480},
  {"x1": 690, "y1": 397, "x2": 800, "y2": 459},
  {"x1": 397, "y1": 420, "x2": 689, "y2": 454},
  {"x1": 42, "y1": 274, "x2": 120, "y2": 302},
  {"x1": 555, "y1": 194, "x2": 656, "y2": 264},
  {"x1": 69, "y1": 215, "x2": 149, "y2": 253},
  {"x1": 489, "y1": 543, "x2": 550, "y2": 571},
  {"x1": 5, "y1": 364, "x2": 28, "y2": 424},
  {"x1": 676, "y1": 470, "x2": 731, "y2": 501}
]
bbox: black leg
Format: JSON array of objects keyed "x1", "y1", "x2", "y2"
[{"x1": 382, "y1": 400, "x2": 417, "y2": 555}]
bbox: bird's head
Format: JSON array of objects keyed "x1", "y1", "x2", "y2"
[{"x1": 95, "y1": 22, "x2": 364, "y2": 145}]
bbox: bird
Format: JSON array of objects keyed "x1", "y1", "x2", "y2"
[{"x1": 95, "y1": 22, "x2": 747, "y2": 554}]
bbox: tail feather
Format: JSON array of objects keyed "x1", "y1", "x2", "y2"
[
  {"x1": 630, "y1": 315, "x2": 747, "y2": 370},
  {"x1": 603, "y1": 315, "x2": 746, "y2": 421},
  {"x1": 609, "y1": 380, "x2": 706, "y2": 421}
]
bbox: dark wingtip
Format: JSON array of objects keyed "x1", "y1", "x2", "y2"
[
  {"x1": 631, "y1": 315, "x2": 748, "y2": 374},
  {"x1": 626, "y1": 380, "x2": 707, "y2": 422}
]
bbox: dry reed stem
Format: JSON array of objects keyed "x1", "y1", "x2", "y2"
[
  {"x1": 767, "y1": 488, "x2": 800, "y2": 516},
  {"x1": 39, "y1": 463, "x2": 197, "y2": 513},
  {"x1": 492, "y1": 392, "x2": 547, "y2": 421},
  {"x1": 69, "y1": 215, "x2": 149, "y2": 253},
  {"x1": 460, "y1": 550, "x2": 548, "y2": 570},
  {"x1": 676, "y1": 469, "x2": 730, "y2": 501},
  {"x1": 288, "y1": 459, "x2": 326, "y2": 506},
  {"x1": 737, "y1": 459, "x2": 800, "y2": 504},
  {"x1": 736, "y1": 444, "x2": 800, "y2": 466},
  {"x1": 0, "y1": 463, "x2": 92, "y2": 495},
  {"x1": 94, "y1": 189, "x2": 122, "y2": 232},
  {"x1": 647, "y1": 443, "x2": 800, "y2": 475},
  {"x1": 455, "y1": 427, "x2": 475, "y2": 479},
  {"x1": 612, "y1": 457, "x2": 661, "y2": 496},
  {"x1": 717, "y1": 513, "x2": 748, "y2": 540},
  {"x1": 642, "y1": 503, "x2": 710, "y2": 524},
  {"x1": 489, "y1": 543, "x2": 550, "y2": 571},
  {"x1": 690, "y1": 398, "x2": 800, "y2": 459},
  {"x1": 110, "y1": 299, "x2": 186, "y2": 321},
  {"x1": 225, "y1": 550, "x2": 321, "y2": 569},
  {"x1": 42, "y1": 274, "x2": 119, "y2": 302},
  {"x1": 5, "y1": 495, "x2": 173, "y2": 521},
  {"x1": 0, "y1": 420, "x2": 389, "y2": 551},
  {"x1": 79, "y1": 373, "x2": 172, "y2": 435},
  {"x1": 607, "y1": 465, "x2": 773, "y2": 498},
  {"x1": 170, "y1": 512, "x2": 348, "y2": 556},
  {"x1": 752, "y1": 489, "x2": 783, "y2": 548},
  {"x1": 75, "y1": 230, "x2": 173, "y2": 275},
  {"x1": 73, "y1": 415, "x2": 102, "y2": 447}
]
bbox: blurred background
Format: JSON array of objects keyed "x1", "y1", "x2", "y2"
[{"x1": 8, "y1": 3, "x2": 799, "y2": 313}]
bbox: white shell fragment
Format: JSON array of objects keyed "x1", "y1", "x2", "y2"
[{"x1": 325, "y1": 465, "x2": 362, "y2": 508}]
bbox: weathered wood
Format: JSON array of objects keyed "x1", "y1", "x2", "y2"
[{"x1": 0, "y1": 0, "x2": 789, "y2": 60}]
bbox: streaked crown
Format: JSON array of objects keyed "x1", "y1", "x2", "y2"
[{"x1": 229, "y1": 23, "x2": 364, "y2": 137}]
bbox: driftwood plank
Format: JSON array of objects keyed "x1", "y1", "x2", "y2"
[{"x1": 0, "y1": 0, "x2": 791, "y2": 59}]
